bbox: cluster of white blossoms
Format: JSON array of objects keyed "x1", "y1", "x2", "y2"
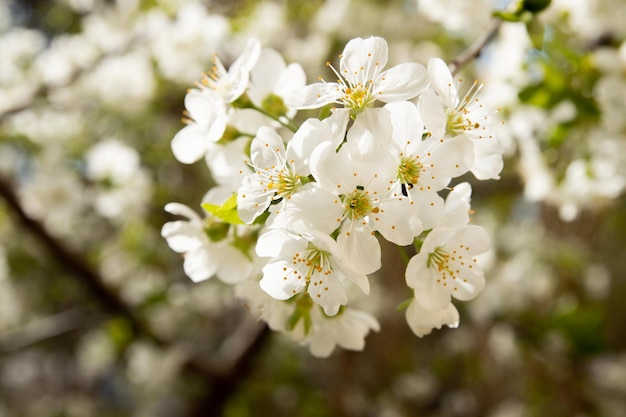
[{"x1": 162, "y1": 36, "x2": 504, "y2": 357}]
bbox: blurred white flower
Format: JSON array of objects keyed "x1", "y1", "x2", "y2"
[
  {"x1": 417, "y1": 0, "x2": 492, "y2": 35},
  {"x1": 86, "y1": 139, "x2": 140, "y2": 185}
]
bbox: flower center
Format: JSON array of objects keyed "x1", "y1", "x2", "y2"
[
  {"x1": 325, "y1": 61, "x2": 377, "y2": 116},
  {"x1": 293, "y1": 245, "x2": 332, "y2": 282},
  {"x1": 426, "y1": 246, "x2": 459, "y2": 288},
  {"x1": 342, "y1": 187, "x2": 373, "y2": 220},
  {"x1": 343, "y1": 86, "x2": 375, "y2": 115},
  {"x1": 397, "y1": 155, "x2": 422, "y2": 185},
  {"x1": 264, "y1": 167, "x2": 301, "y2": 199},
  {"x1": 445, "y1": 79, "x2": 484, "y2": 136}
]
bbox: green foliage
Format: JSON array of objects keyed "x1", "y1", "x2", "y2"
[
  {"x1": 552, "y1": 303, "x2": 607, "y2": 357},
  {"x1": 202, "y1": 193, "x2": 245, "y2": 225},
  {"x1": 521, "y1": 0, "x2": 552, "y2": 13},
  {"x1": 105, "y1": 317, "x2": 134, "y2": 351},
  {"x1": 287, "y1": 295, "x2": 314, "y2": 335},
  {"x1": 493, "y1": 0, "x2": 551, "y2": 22}
]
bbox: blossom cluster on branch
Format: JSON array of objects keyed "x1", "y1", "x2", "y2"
[{"x1": 162, "y1": 36, "x2": 504, "y2": 357}]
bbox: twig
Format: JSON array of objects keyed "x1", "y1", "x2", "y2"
[
  {"x1": 448, "y1": 17, "x2": 503, "y2": 76},
  {"x1": 0, "y1": 308, "x2": 93, "y2": 355}
]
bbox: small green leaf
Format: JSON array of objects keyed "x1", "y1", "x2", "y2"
[
  {"x1": 396, "y1": 298, "x2": 413, "y2": 312},
  {"x1": 521, "y1": 0, "x2": 551, "y2": 13},
  {"x1": 492, "y1": 10, "x2": 524, "y2": 22},
  {"x1": 202, "y1": 193, "x2": 245, "y2": 225}
]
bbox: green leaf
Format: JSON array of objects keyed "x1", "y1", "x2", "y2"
[
  {"x1": 396, "y1": 298, "x2": 413, "y2": 312},
  {"x1": 492, "y1": 10, "x2": 524, "y2": 22},
  {"x1": 521, "y1": 0, "x2": 551, "y2": 13},
  {"x1": 202, "y1": 193, "x2": 245, "y2": 225}
]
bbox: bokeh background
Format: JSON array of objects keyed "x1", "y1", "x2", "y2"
[{"x1": 1, "y1": 0, "x2": 626, "y2": 416}]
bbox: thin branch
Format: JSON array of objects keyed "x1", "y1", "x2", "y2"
[
  {"x1": 0, "y1": 308, "x2": 93, "y2": 355},
  {"x1": 448, "y1": 18, "x2": 503, "y2": 76}
]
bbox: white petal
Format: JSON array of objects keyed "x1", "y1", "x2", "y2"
[
  {"x1": 419, "y1": 89, "x2": 447, "y2": 139},
  {"x1": 308, "y1": 271, "x2": 348, "y2": 316},
  {"x1": 237, "y1": 174, "x2": 273, "y2": 224},
  {"x1": 450, "y1": 265, "x2": 485, "y2": 301},
  {"x1": 335, "y1": 309, "x2": 380, "y2": 349},
  {"x1": 164, "y1": 202, "x2": 202, "y2": 222},
  {"x1": 283, "y1": 185, "x2": 343, "y2": 234},
  {"x1": 260, "y1": 261, "x2": 306, "y2": 300},
  {"x1": 184, "y1": 90, "x2": 221, "y2": 126},
  {"x1": 406, "y1": 254, "x2": 451, "y2": 311},
  {"x1": 249, "y1": 48, "x2": 285, "y2": 104},
  {"x1": 276, "y1": 63, "x2": 307, "y2": 98},
  {"x1": 412, "y1": 192, "x2": 445, "y2": 231},
  {"x1": 161, "y1": 221, "x2": 204, "y2": 253},
  {"x1": 405, "y1": 299, "x2": 459, "y2": 337},
  {"x1": 256, "y1": 229, "x2": 306, "y2": 258},
  {"x1": 287, "y1": 118, "x2": 332, "y2": 176},
  {"x1": 171, "y1": 124, "x2": 213, "y2": 164},
  {"x1": 385, "y1": 101, "x2": 424, "y2": 150},
  {"x1": 340, "y1": 37, "x2": 388, "y2": 84},
  {"x1": 337, "y1": 222, "x2": 381, "y2": 275},
  {"x1": 469, "y1": 136, "x2": 505, "y2": 180},
  {"x1": 346, "y1": 108, "x2": 393, "y2": 162},
  {"x1": 250, "y1": 126, "x2": 286, "y2": 168},
  {"x1": 340, "y1": 268, "x2": 370, "y2": 295},
  {"x1": 372, "y1": 198, "x2": 422, "y2": 246},
  {"x1": 183, "y1": 245, "x2": 218, "y2": 282},
  {"x1": 443, "y1": 182, "x2": 472, "y2": 227},
  {"x1": 205, "y1": 136, "x2": 250, "y2": 188},
  {"x1": 215, "y1": 244, "x2": 255, "y2": 284},
  {"x1": 310, "y1": 141, "x2": 356, "y2": 192},
  {"x1": 451, "y1": 225, "x2": 491, "y2": 255},
  {"x1": 285, "y1": 82, "x2": 341, "y2": 109},
  {"x1": 428, "y1": 57, "x2": 458, "y2": 108},
  {"x1": 375, "y1": 62, "x2": 429, "y2": 102}
]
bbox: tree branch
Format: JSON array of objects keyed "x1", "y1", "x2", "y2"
[
  {"x1": 0, "y1": 173, "x2": 271, "y2": 406},
  {"x1": 448, "y1": 17, "x2": 503, "y2": 76}
]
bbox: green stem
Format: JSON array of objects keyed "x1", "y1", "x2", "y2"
[
  {"x1": 398, "y1": 245, "x2": 411, "y2": 266},
  {"x1": 252, "y1": 104, "x2": 299, "y2": 132}
]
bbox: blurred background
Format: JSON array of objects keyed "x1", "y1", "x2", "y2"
[{"x1": 1, "y1": 0, "x2": 626, "y2": 416}]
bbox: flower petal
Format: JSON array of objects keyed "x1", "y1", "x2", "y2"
[
  {"x1": 285, "y1": 82, "x2": 341, "y2": 109},
  {"x1": 419, "y1": 89, "x2": 447, "y2": 139},
  {"x1": 375, "y1": 62, "x2": 429, "y2": 102},
  {"x1": 340, "y1": 36, "x2": 388, "y2": 84},
  {"x1": 346, "y1": 108, "x2": 393, "y2": 162},
  {"x1": 428, "y1": 57, "x2": 458, "y2": 108},
  {"x1": 337, "y1": 222, "x2": 381, "y2": 275},
  {"x1": 260, "y1": 260, "x2": 307, "y2": 300}
]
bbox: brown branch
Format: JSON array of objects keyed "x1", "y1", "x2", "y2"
[
  {"x1": 187, "y1": 322, "x2": 271, "y2": 417},
  {"x1": 448, "y1": 17, "x2": 503, "y2": 76},
  {"x1": 0, "y1": 174, "x2": 159, "y2": 339},
  {"x1": 0, "y1": 173, "x2": 271, "y2": 405}
]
